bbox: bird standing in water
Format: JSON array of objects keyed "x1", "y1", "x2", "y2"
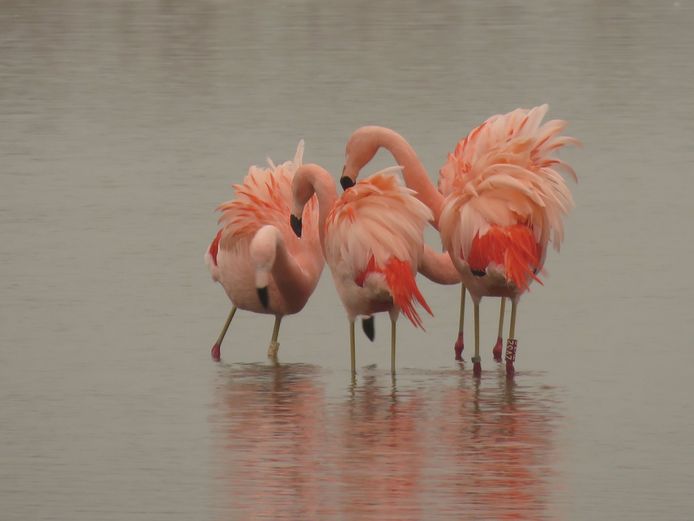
[
  {"x1": 438, "y1": 104, "x2": 578, "y2": 376},
  {"x1": 291, "y1": 164, "x2": 436, "y2": 375},
  {"x1": 341, "y1": 125, "x2": 505, "y2": 362},
  {"x1": 342, "y1": 105, "x2": 578, "y2": 376},
  {"x1": 205, "y1": 141, "x2": 324, "y2": 361}
]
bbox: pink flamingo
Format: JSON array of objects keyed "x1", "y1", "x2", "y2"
[
  {"x1": 290, "y1": 164, "x2": 441, "y2": 375},
  {"x1": 205, "y1": 141, "x2": 324, "y2": 361},
  {"x1": 342, "y1": 105, "x2": 577, "y2": 376},
  {"x1": 341, "y1": 126, "x2": 506, "y2": 363}
]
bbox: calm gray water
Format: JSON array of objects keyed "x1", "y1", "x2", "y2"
[{"x1": 2, "y1": 1, "x2": 694, "y2": 519}]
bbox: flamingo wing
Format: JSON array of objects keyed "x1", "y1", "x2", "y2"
[
  {"x1": 325, "y1": 168, "x2": 434, "y2": 327},
  {"x1": 439, "y1": 105, "x2": 578, "y2": 291},
  {"x1": 214, "y1": 140, "x2": 318, "y2": 253}
]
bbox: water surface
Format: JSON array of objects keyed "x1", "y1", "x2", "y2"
[{"x1": 2, "y1": 1, "x2": 694, "y2": 519}]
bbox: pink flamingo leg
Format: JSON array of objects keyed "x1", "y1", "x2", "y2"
[
  {"x1": 493, "y1": 298, "x2": 506, "y2": 362},
  {"x1": 505, "y1": 300, "x2": 518, "y2": 377},
  {"x1": 211, "y1": 305, "x2": 237, "y2": 362},
  {"x1": 454, "y1": 332, "x2": 465, "y2": 361},
  {"x1": 454, "y1": 285, "x2": 466, "y2": 361},
  {"x1": 492, "y1": 337, "x2": 503, "y2": 362},
  {"x1": 472, "y1": 301, "x2": 481, "y2": 377},
  {"x1": 505, "y1": 339, "x2": 517, "y2": 377}
]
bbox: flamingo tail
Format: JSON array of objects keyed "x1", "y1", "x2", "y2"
[
  {"x1": 355, "y1": 256, "x2": 433, "y2": 329},
  {"x1": 383, "y1": 258, "x2": 433, "y2": 330},
  {"x1": 467, "y1": 225, "x2": 542, "y2": 292}
]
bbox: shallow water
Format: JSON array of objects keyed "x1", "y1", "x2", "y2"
[
  {"x1": 210, "y1": 363, "x2": 564, "y2": 521},
  {"x1": 2, "y1": 1, "x2": 694, "y2": 520}
]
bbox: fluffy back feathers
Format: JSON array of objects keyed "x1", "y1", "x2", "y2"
[
  {"x1": 325, "y1": 168, "x2": 433, "y2": 272},
  {"x1": 215, "y1": 141, "x2": 317, "y2": 253},
  {"x1": 325, "y1": 168, "x2": 434, "y2": 327},
  {"x1": 439, "y1": 105, "x2": 578, "y2": 289}
]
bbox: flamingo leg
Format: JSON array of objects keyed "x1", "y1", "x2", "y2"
[
  {"x1": 390, "y1": 317, "x2": 397, "y2": 375},
  {"x1": 454, "y1": 285, "x2": 466, "y2": 361},
  {"x1": 505, "y1": 300, "x2": 518, "y2": 378},
  {"x1": 472, "y1": 301, "x2": 482, "y2": 377},
  {"x1": 211, "y1": 305, "x2": 237, "y2": 361},
  {"x1": 267, "y1": 316, "x2": 282, "y2": 358},
  {"x1": 493, "y1": 298, "x2": 506, "y2": 361},
  {"x1": 349, "y1": 320, "x2": 356, "y2": 375}
]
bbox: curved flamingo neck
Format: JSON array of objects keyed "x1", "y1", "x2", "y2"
[
  {"x1": 270, "y1": 234, "x2": 316, "y2": 308},
  {"x1": 367, "y1": 127, "x2": 444, "y2": 228},
  {"x1": 296, "y1": 164, "x2": 338, "y2": 253}
]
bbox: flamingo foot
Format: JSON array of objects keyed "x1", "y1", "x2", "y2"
[
  {"x1": 492, "y1": 336, "x2": 503, "y2": 362},
  {"x1": 505, "y1": 338, "x2": 517, "y2": 378},
  {"x1": 454, "y1": 331, "x2": 464, "y2": 361},
  {"x1": 211, "y1": 343, "x2": 221, "y2": 362},
  {"x1": 267, "y1": 341, "x2": 280, "y2": 359},
  {"x1": 472, "y1": 356, "x2": 481, "y2": 377}
]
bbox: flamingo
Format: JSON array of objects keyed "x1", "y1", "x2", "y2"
[
  {"x1": 342, "y1": 105, "x2": 578, "y2": 376},
  {"x1": 341, "y1": 126, "x2": 507, "y2": 363},
  {"x1": 290, "y1": 163, "x2": 438, "y2": 375},
  {"x1": 205, "y1": 141, "x2": 324, "y2": 361}
]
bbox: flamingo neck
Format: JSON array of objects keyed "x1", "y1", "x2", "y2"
[
  {"x1": 370, "y1": 127, "x2": 444, "y2": 228},
  {"x1": 301, "y1": 164, "x2": 338, "y2": 254},
  {"x1": 270, "y1": 235, "x2": 312, "y2": 306}
]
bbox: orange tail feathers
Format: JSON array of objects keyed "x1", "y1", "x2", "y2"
[
  {"x1": 467, "y1": 225, "x2": 542, "y2": 292},
  {"x1": 383, "y1": 258, "x2": 433, "y2": 329},
  {"x1": 355, "y1": 256, "x2": 433, "y2": 329}
]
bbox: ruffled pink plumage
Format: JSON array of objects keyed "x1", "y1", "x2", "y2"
[
  {"x1": 439, "y1": 104, "x2": 578, "y2": 293},
  {"x1": 324, "y1": 170, "x2": 434, "y2": 328},
  {"x1": 205, "y1": 141, "x2": 322, "y2": 316},
  {"x1": 211, "y1": 143, "x2": 317, "y2": 257}
]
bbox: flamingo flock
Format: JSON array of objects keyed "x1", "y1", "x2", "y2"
[{"x1": 205, "y1": 105, "x2": 577, "y2": 377}]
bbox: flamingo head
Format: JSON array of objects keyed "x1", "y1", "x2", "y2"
[
  {"x1": 290, "y1": 166, "x2": 317, "y2": 237},
  {"x1": 341, "y1": 127, "x2": 380, "y2": 190}
]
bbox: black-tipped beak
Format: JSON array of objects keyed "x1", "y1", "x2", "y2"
[
  {"x1": 257, "y1": 286, "x2": 269, "y2": 308},
  {"x1": 340, "y1": 176, "x2": 355, "y2": 191},
  {"x1": 290, "y1": 214, "x2": 302, "y2": 237}
]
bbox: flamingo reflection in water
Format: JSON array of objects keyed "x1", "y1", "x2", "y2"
[
  {"x1": 436, "y1": 372, "x2": 561, "y2": 520},
  {"x1": 210, "y1": 364, "x2": 560, "y2": 521},
  {"x1": 336, "y1": 372, "x2": 426, "y2": 520},
  {"x1": 210, "y1": 363, "x2": 329, "y2": 520}
]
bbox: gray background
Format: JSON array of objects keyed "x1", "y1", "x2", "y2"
[{"x1": 2, "y1": 1, "x2": 693, "y2": 519}]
